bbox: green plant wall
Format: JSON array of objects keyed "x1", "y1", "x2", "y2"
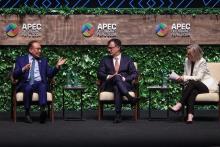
[
  {"x1": 0, "y1": 7, "x2": 219, "y2": 112},
  {"x1": 1, "y1": 45, "x2": 220, "y2": 112},
  {"x1": 1, "y1": 7, "x2": 220, "y2": 15}
]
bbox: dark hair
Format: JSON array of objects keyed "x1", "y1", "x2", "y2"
[
  {"x1": 107, "y1": 38, "x2": 122, "y2": 50},
  {"x1": 27, "y1": 40, "x2": 39, "y2": 51}
]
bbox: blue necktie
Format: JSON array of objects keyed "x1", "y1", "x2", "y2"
[{"x1": 29, "y1": 58, "x2": 35, "y2": 85}]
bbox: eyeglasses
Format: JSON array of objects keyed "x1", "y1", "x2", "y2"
[{"x1": 107, "y1": 46, "x2": 116, "y2": 49}]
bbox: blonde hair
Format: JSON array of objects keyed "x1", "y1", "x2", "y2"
[{"x1": 186, "y1": 44, "x2": 203, "y2": 61}]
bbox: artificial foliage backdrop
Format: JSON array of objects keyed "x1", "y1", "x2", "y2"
[
  {"x1": 0, "y1": 7, "x2": 220, "y2": 112},
  {"x1": 0, "y1": 45, "x2": 220, "y2": 112}
]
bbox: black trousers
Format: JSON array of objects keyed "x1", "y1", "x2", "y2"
[
  {"x1": 101, "y1": 75, "x2": 133, "y2": 113},
  {"x1": 180, "y1": 80, "x2": 209, "y2": 114}
]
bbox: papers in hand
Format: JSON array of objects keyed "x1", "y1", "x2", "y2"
[{"x1": 169, "y1": 71, "x2": 180, "y2": 80}]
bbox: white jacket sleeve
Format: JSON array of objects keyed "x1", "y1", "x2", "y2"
[
  {"x1": 183, "y1": 58, "x2": 187, "y2": 76},
  {"x1": 183, "y1": 59, "x2": 207, "y2": 82}
]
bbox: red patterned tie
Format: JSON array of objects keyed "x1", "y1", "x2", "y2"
[{"x1": 114, "y1": 57, "x2": 119, "y2": 73}]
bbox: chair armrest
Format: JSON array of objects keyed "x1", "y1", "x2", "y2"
[
  {"x1": 50, "y1": 78, "x2": 56, "y2": 85},
  {"x1": 132, "y1": 78, "x2": 138, "y2": 85},
  {"x1": 179, "y1": 82, "x2": 185, "y2": 89},
  {"x1": 10, "y1": 74, "x2": 18, "y2": 103},
  {"x1": 96, "y1": 80, "x2": 101, "y2": 86},
  {"x1": 218, "y1": 83, "x2": 220, "y2": 95},
  {"x1": 48, "y1": 78, "x2": 56, "y2": 91},
  {"x1": 10, "y1": 74, "x2": 18, "y2": 86}
]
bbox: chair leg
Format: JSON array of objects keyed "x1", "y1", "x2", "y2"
[
  {"x1": 218, "y1": 103, "x2": 220, "y2": 121},
  {"x1": 181, "y1": 106, "x2": 185, "y2": 121},
  {"x1": 101, "y1": 103, "x2": 104, "y2": 119},
  {"x1": 13, "y1": 103, "x2": 16, "y2": 123},
  {"x1": 132, "y1": 103, "x2": 138, "y2": 121},
  {"x1": 51, "y1": 103, "x2": 54, "y2": 123},
  {"x1": 98, "y1": 102, "x2": 100, "y2": 120},
  {"x1": 98, "y1": 101, "x2": 103, "y2": 120},
  {"x1": 47, "y1": 104, "x2": 51, "y2": 119},
  {"x1": 11, "y1": 98, "x2": 13, "y2": 119},
  {"x1": 98, "y1": 106, "x2": 100, "y2": 120},
  {"x1": 98, "y1": 102, "x2": 101, "y2": 120},
  {"x1": 137, "y1": 102, "x2": 140, "y2": 119}
]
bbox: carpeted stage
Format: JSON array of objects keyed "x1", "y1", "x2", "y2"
[{"x1": 0, "y1": 110, "x2": 220, "y2": 147}]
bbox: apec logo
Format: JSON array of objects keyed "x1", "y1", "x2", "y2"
[
  {"x1": 155, "y1": 23, "x2": 169, "y2": 37},
  {"x1": 81, "y1": 23, "x2": 117, "y2": 38},
  {"x1": 4, "y1": 23, "x2": 42, "y2": 38},
  {"x1": 155, "y1": 22, "x2": 191, "y2": 37},
  {"x1": 5, "y1": 23, "x2": 19, "y2": 37},
  {"x1": 81, "y1": 23, "x2": 95, "y2": 37}
]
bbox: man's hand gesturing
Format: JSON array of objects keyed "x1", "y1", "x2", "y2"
[
  {"x1": 22, "y1": 64, "x2": 31, "y2": 72},
  {"x1": 56, "y1": 57, "x2": 67, "y2": 69}
]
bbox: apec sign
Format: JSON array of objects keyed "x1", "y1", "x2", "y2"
[
  {"x1": 156, "y1": 23, "x2": 191, "y2": 38},
  {"x1": 21, "y1": 23, "x2": 42, "y2": 37},
  {"x1": 171, "y1": 23, "x2": 191, "y2": 37},
  {"x1": 2, "y1": 23, "x2": 42, "y2": 39},
  {"x1": 97, "y1": 23, "x2": 117, "y2": 38},
  {"x1": 0, "y1": 15, "x2": 219, "y2": 45},
  {"x1": 81, "y1": 23, "x2": 117, "y2": 38}
]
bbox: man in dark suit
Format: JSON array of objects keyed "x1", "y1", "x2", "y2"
[
  {"x1": 13, "y1": 40, "x2": 66, "y2": 123},
  {"x1": 97, "y1": 38, "x2": 138, "y2": 123}
]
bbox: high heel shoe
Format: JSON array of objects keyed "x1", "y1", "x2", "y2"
[
  {"x1": 186, "y1": 114, "x2": 193, "y2": 124},
  {"x1": 186, "y1": 120, "x2": 193, "y2": 124},
  {"x1": 169, "y1": 106, "x2": 182, "y2": 113},
  {"x1": 169, "y1": 103, "x2": 182, "y2": 113}
]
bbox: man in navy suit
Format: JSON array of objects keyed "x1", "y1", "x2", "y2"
[
  {"x1": 13, "y1": 40, "x2": 66, "y2": 123},
  {"x1": 97, "y1": 38, "x2": 138, "y2": 123}
]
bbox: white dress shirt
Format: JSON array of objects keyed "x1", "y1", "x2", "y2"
[
  {"x1": 113, "y1": 54, "x2": 121, "y2": 67},
  {"x1": 107, "y1": 54, "x2": 125, "y2": 81},
  {"x1": 28, "y1": 54, "x2": 42, "y2": 82}
]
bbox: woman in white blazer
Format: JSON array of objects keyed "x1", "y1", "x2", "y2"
[{"x1": 169, "y1": 44, "x2": 218, "y2": 123}]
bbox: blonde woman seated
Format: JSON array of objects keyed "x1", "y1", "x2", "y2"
[{"x1": 169, "y1": 44, "x2": 218, "y2": 123}]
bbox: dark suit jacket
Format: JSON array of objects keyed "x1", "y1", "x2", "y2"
[
  {"x1": 97, "y1": 55, "x2": 138, "y2": 91},
  {"x1": 13, "y1": 55, "x2": 59, "y2": 91}
]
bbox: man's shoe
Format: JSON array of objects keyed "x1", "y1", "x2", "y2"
[
  {"x1": 126, "y1": 94, "x2": 139, "y2": 105},
  {"x1": 40, "y1": 111, "x2": 47, "y2": 123},
  {"x1": 129, "y1": 97, "x2": 139, "y2": 105},
  {"x1": 113, "y1": 113, "x2": 122, "y2": 123},
  {"x1": 25, "y1": 115, "x2": 32, "y2": 123}
]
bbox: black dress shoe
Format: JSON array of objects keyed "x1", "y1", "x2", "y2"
[
  {"x1": 25, "y1": 115, "x2": 32, "y2": 123},
  {"x1": 126, "y1": 94, "x2": 139, "y2": 105},
  {"x1": 40, "y1": 111, "x2": 47, "y2": 123},
  {"x1": 113, "y1": 114, "x2": 122, "y2": 123}
]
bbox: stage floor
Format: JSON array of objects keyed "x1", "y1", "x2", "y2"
[{"x1": 0, "y1": 110, "x2": 220, "y2": 147}]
